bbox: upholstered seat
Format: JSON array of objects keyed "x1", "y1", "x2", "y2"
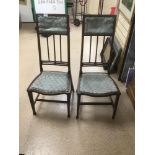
[
  {"x1": 78, "y1": 72, "x2": 118, "y2": 95},
  {"x1": 28, "y1": 71, "x2": 71, "y2": 95}
]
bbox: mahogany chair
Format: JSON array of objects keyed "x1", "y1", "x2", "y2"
[
  {"x1": 27, "y1": 14, "x2": 74, "y2": 117},
  {"x1": 76, "y1": 15, "x2": 121, "y2": 119}
]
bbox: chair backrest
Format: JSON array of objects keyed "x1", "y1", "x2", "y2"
[
  {"x1": 80, "y1": 15, "x2": 116, "y2": 74},
  {"x1": 36, "y1": 14, "x2": 70, "y2": 72}
]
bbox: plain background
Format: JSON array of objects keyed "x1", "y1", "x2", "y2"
[{"x1": 0, "y1": 0, "x2": 155, "y2": 154}]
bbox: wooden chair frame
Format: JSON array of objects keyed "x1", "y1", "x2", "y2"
[
  {"x1": 76, "y1": 15, "x2": 121, "y2": 119},
  {"x1": 27, "y1": 14, "x2": 74, "y2": 118}
]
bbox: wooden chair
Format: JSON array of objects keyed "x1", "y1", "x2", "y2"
[
  {"x1": 27, "y1": 14, "x2": 74, "y2": 118},
  {"x1": 76, "y1": 15, "x2": 121, "y2": 119}
]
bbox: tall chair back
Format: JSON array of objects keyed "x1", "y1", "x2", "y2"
[
  {"x1": 80, "y1": 15, "x2": 116, "y2": 74},
  {"x1": 36, "y1": 14, "x2": 71, "y2": 73}
]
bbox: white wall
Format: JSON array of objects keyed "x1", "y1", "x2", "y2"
[
  {"x1": 87, "y1": 0, "x2": 99, "y2": 14},
  {"x1": 19, "y1": 0, "x2": 33, "y2": 22}
]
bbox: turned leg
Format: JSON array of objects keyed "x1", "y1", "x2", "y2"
[{"x1": 112, "y1": 94, "x2": 120, "y2": 119}]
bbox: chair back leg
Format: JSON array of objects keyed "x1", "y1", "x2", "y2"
[
  {"x1": 112, "y1": 94, "x2": 120, "y2": 119},
  {"x1": 71, "y1": 78, "x2": 74, "y2": 92},
  {"x1": 67, "y1": 94, "x2": 71, "y2": 117},
  {"x1": 76, "y1": 95, "x2": 81, "y2": 119}
]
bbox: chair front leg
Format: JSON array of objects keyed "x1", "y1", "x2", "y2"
[
  {"x1": 112, "y1": 94, "x2": 120, "y2": 119},
  {"x1": 67, "y1": 94, "x2": 71, "y2": 118},
  {"x1": 71, "y1": 80, "x2": 74, "y2": 92},
  {"x1": 70, "y1": 76, "x2": 74, "y2": 93},
  {"x1": 27, "y1": 91, "x2": 36, "y2": 115},
  {"x1": 76, "y1": 94, "x2": 81, "y2": 119}
]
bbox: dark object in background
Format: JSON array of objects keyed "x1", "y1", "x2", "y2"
[
  {"x1": 74, "y1": 0, "x2": 88, "y2": 26},
  {"x1": 125, "y1": 67, "x2": 135, "y2": 86},
  {"x1": 66, "y1": 0, "x2": 75, "y2": 23},
  {"x1": 118, "y1": 15, "x2": 135, "y2": 81},
  {"x1": 126, "y1": 77, "x2": 135, "y2": 109},
  {"x1": 31, "y1": 0, "x2": 36, "y2": 22},
  {"x1": 126, "y1": 67, "x2": 135, "y2": 108},
  {"x1": 100, "y1": 37, "x2": 122, "y2": 73},
  {"x1": 120, "y1": 25, "x2": 135, "y2": 82},
  {"x1": 98, "y1": 0, "x2": 104, "y2": 15},
  {"x1": 74, "y1": 18, "x2": 80, "y2": 26}
]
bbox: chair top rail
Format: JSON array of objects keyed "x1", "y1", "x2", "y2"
[
  {"x1": 36, "y1": 14, "x2": 69, "y2": 36},
  {"x1": 83, "y1": 15, "x2": 116, "y2": 36}
]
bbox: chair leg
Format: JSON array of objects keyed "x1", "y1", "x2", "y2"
[
  {"x1": 112, "y1": 94, "x2": 120, "y2": 119},
  {"x1": 71, "y1": 78, "x2": 74, "y2": 92},
  {"x1": 76, "y1": 95, "x2": 81, "y2": 119},
  {"x1": 67, "y1": 94, "x2": 71, "y2": 118},
  {"x1": 27, "y1": 91, "x2": 36, "y2": 115}
]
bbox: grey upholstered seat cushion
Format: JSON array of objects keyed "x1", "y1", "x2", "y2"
[
  {"x1": 28, "y1": 71, "x2": 71, "y2": 94},
  {"x1": 78, "y1": 72, "x2": 118, "y2": 95}
]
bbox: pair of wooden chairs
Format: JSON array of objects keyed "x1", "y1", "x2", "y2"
[{"x1": 27, "y1": 14, "x2": 121, "y2": 119}]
